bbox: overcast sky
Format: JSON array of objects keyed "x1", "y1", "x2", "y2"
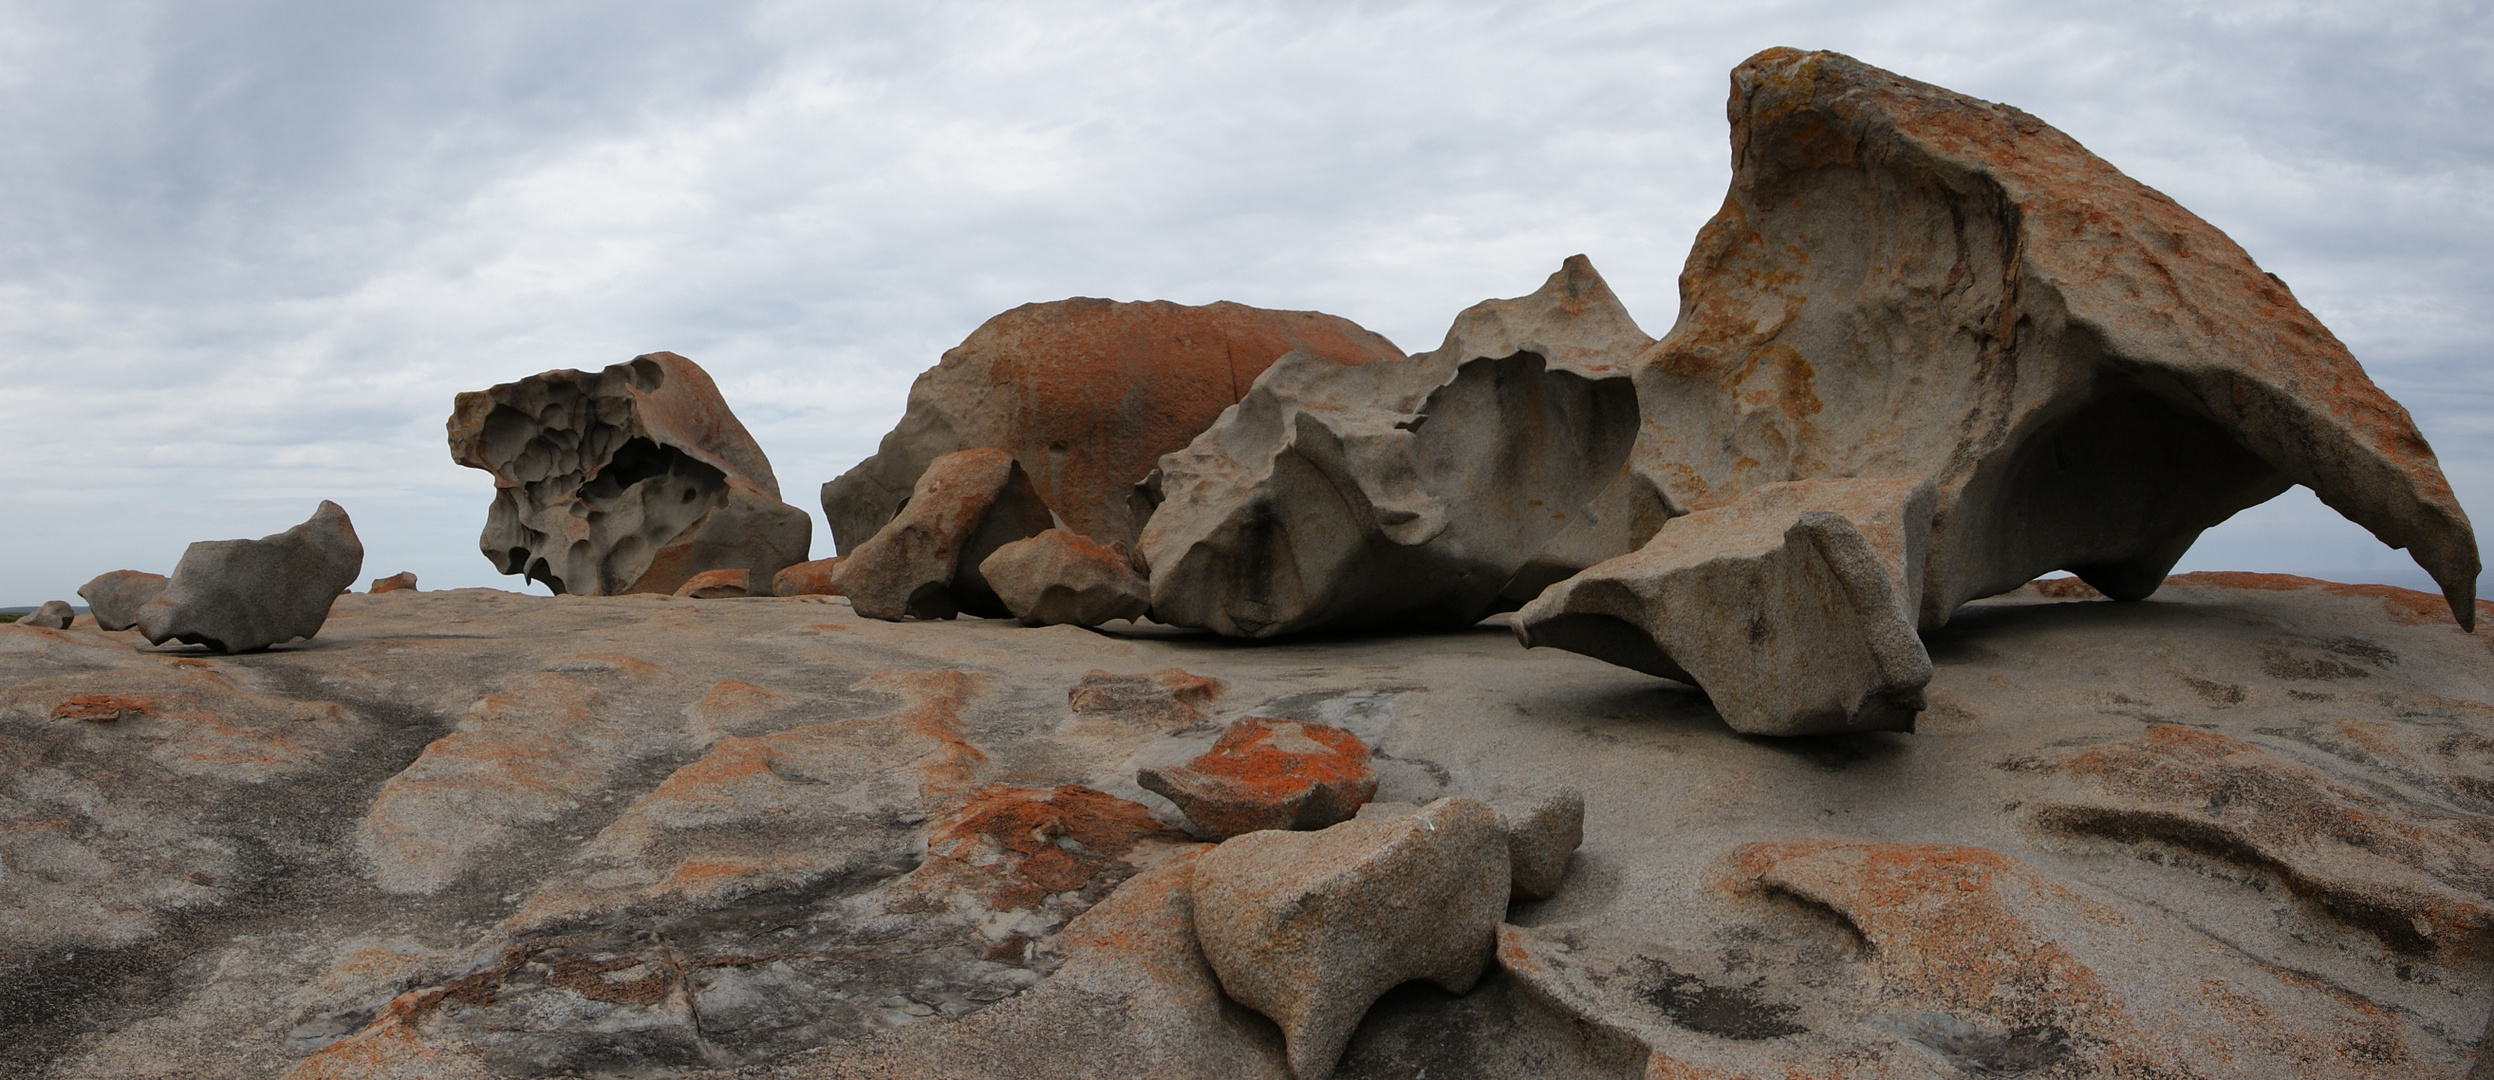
[{"x1": 3, "y1": 0, "x2": 2488, "y2": 606}]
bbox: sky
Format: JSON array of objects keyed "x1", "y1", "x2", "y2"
[{"x1": 2, "y1": 0, "x2": 2489, "y2": 606}]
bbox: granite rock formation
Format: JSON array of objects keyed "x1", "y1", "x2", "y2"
[
  {"x1": 823, "y1": 299, "x2": 1403, "y2": 554},
  {"x1": 16, "y1": 600, "x2": 74, "y2": 629},
  {"x1": 1517, "y1": 48, "x2": 2477, "y2": 734},
  {"x1": 830, "y1": 448, "x2": 1055, "y2": 620},
  {"x1": 1139, "y1": 716, "x2": 1379, "y2": 840},
  {"x1": 2, "y1": 574, "x2": 2490, "y2": 1077},
  {"x1": 78, "y1": 571, "x2": 167, "y2": 631},
  {"x1": 671, "y1": 568, "x2": 750, "y2": 598},
  {"x1": 1142, "y1": 256, "x2": 1660, "y2": 638},
  {"x1": 133, "y1": 500, "x2": 364, "y2": 653},
  {"x1": 449, "y1": 351, "x2": 811, "y2": 596},
  {"x1": 366, "y1": 572, "x2": 417, "y2": 594},
  {"x1": 1191, "y1": 797, "x2": 1511, "y2": 1080},
  {"x1": 1499, "y1": 788, "x2": 1584, "y2": 901},
  {"x1": 769, "y1": 556, "x2": 843, "y2": 597},
  {"x1": 977, "y1": 529, "x2": 1151, "y2": 627}
]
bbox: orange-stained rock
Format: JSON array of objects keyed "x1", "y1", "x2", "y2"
[
  {"x1": 1518, "y1": 48, "x2": 2479, "y2": 731},
  {"x1": 769, "y1": 556, "x2": 842, "y2": 596},
  {"x1": 890, "y1": 784, "x2": 1192, "y2": 928},
  {"x1": 822, "y1": 298, "x2": 1403, "y2": 554},
  {"x1": 1066, "y1": 667, "x2": 1223, "y2": 730},
  {"x1": 367, "y1": 571, "x2": 417, "y2": 594},
  {"x1": 977, "y1": 528, "x2": 1149, "y2": 627},
  {"x1": 449, "y1": 351, "x2": 810, "y2": 596},
  {"x1": 671, "y1": 567, "x2": 749, "y2": 598},
  {"x1": 831, "y1": 449, "x2": 1054, "y2": 621},
  {"x1": 52, "y1": 693, "x2": 156, "y2": 722},
  {"x1": 1139, "y1": 716, "x2": 1377, "y2": 839}
]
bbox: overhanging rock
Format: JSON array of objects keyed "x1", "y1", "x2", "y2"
[{"x1": 449, "y1": 352, "x2": 811, "y2": 596}]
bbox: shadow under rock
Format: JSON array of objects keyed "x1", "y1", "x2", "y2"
[{"x1": 1334, "y1": 969, "x2": 1646, "y2": 1080}]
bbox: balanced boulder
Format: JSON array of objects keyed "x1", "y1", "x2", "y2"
[
  {"x1": 1190, "y1": 797, "x2": 1510, "y2": 1080},
  {"x1": 822, "y1": 299, "x2": 1403, "y2": 554},
  {"x1": 1513, "y1": 49, "x2": 2478, "y2": 734},
  {"x1": 448, "y1": 352, "x2": 811, "y2": 596},
  {"x1": 978, "y1": 529, "x2": 1150, "y2": 627},
  {"x1": 77, "y1": 570, "x2": 166, "y2": 630},
  {"x1": 135, "y1": 501, "x2": 364, "y2": 653},
  {"x1": 1142, "y1": 256, "x2": 1660, "y2": 637},
  {"x1": 16, "y1": 601, "x2": 74, "y2": 630},
  {"x1": 1139, "y1": 716, "x2": 1377, "y2": 840},
  {"x1": 830, "y1": 448, "x2": 1054, "y2": 620}
]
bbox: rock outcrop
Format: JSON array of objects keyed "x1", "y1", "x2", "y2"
[
  {"x1": 78, "y1": 571, "x2": 166, "y2": 630},
  {"x1": 134, "y1": 501, "x2": 364, "y2": 653},
  {"x1": 1190, "y1": 797, "x2": 1511, "y2": 1080},
  {"x1": 830, "y1": 449, "x2": 1055, "y2": 620},
  {"x1": 769, "y1": 557, "x2": 842, "y2": 597},
  {"x1": 671, "y1": 568, "x2": 750, "y2": 598},
  {"x1": 367, "y1": 572, "x2": 417, "y2": 594},
  {"x1": 448, "y1": 351, "x2": 811, "y2": 596},
  {"x1": 1517, "y1": 49, "x2": 2478, "y2": 734},
  {"x1": 977, "y1": 529, "x2": 1150, "y2": 627},
  {"x1": 16, "y1": 601, "x2": 74, "y2": 629},
  {"x1": 823, "y1": 299, "x2": 1402, "y2": 554},
  {"x1": 1142, "y1": 255, "x2": 1660, "y2": 637},
  {"x1": 1139, "y1": 716, "x2": 1378, "y2": 840},
  {"x1": 1499, "y1": 788, "x2": 1583, "y2": 901}
]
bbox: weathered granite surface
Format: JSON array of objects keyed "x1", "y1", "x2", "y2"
[{"x1": 2, "y1": 572, "x2": 2488, "y2": 1078}]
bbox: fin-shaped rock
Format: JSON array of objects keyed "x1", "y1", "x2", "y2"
[
  {"x1": 135, "y1": 501, "x2": 364, "y2": 653},
  {"x1": 1142, "y1": 256, "x2": 1663, "y2": 637},
  {"x1": 448, "y1": 351, "x2": 811, "y2": 596},
  {"x1": 831, "y1": 448, "x2": 1055, "y2": 620},
  {"x1": 78, "y1": 570, "x2": 166, "y2": 631},
  {"x1": 823, "y1": 299, "x2": 1403, "y2": 555},
  {"x1": 1520, "y1": 478, "x2": 1935, "y2": 735}
]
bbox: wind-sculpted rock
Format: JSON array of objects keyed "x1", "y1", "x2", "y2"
[
  {"x1": 823, "y1": 299, "x2": 1403, "y2": 554},
  {"x1": 368, "y1": 572, "x2": 417, "y2": 594},
  {"x1": 1142, "y1": 255, "x2": 1660, "y2": 638},
  {"x1": 1138, "y1": 716, "x2": 1377, "y2": 840},
  {"x1": 1516, "y1": 48, "x2": 2478, "y2": 734},
  {"x1": 449, "y1": 351, "x2": 811, "y2": 596},
  {"x1": 672, "y1": 568, "x2": 750, "y2": 598},
  {"x1": 977, "y1": 529, "x2": 1150, "y2": 627},
  {"x1": 1520, "y1": 478, "x2": 1936, "y2": 735},
  {"x1": 16, "y1": 601, "x2": 74, "y2": 630},
  {"x1": 79, "y1": 571, "x2": 167, "y2": 630},
  {"x1": 134, "y1": 501, "x2": 363, "y2": 653},
  {"x1": 1190, "y1": 797, "x2": 1510, "y2": 1080},
  {"x1": 769, "y1": 556, "x2": 842, "y2": 597},
  {"x1": 831, "y1": 449, "x2": 1054, "y2": 620}
]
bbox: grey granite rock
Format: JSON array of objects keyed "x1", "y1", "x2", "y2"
[
  {"x1": 977, "y1": 529, "x2": 1150, "y2": 627},
  {"x1": 78, "y1": 570, "x2": 167, "y2": 630},
  {"x1": 134, "y1": 500, "x2": 364, "y2": 653},
  {"x1": 16, "y1": 600, "x2": 74, "y2": 629},
  {"x1": 1499, "y1": 788, "x2": 1583, "y2": 901},
  {"x1": 1190, "y1": 797, "x2": 1510, "y2": 1079},
  {"x1": 831, "y1": 448, "x2": 1055, "y2": 620}
]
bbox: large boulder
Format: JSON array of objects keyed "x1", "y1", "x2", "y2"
[
  {"x1": 823, "y1": 299, "x2": 1403, "y2": 554},
  {"x1": 134, "y1": 501, "x2": 364, "y2": 653},
  {"x1": 78, "y1": 571, "x2": 167, "y2": 630},
  {"x1": 1518, "y1": 49, "x2": 2478, "y2": 733},
  {"x1": 1141, "y1": 255, "x2": 1661, "y2": 637},
  {"x1": 830, "y1": 448, "x2": 1055, "y2": 620},
  {"x1": 449, "y1": 351, "x2": 811, "y2": 596},
  {"x1": 1190, "y1": 797, "x2": 1511, "y2": 1080}
]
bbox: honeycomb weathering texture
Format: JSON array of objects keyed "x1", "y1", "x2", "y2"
[{"x1": 448, "y1": 351, "x2": 811, "y2": 596}]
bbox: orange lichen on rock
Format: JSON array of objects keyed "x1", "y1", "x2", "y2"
[
  {"x1": 1138, "y1": 716, "x2": 1377, "y2": 839},
  {"x1": 2165, "y1": 569, "x2": 2494, "y2": 626},
  {"x1": 912, "y1": 784, "x2": 1191, "y2": 911},
  {"x1": 1066, "y1": 667, "x2": 1225, "y2": 730},
  {"x1": 52, "y1": 694, "x2": 158, "y2": 722},
  {"x1": 770, "y1": 556, "x2": 843, "y2": 596},
  {"x1": 671, "y1": 567, "x2": 750, "y2": 598}
]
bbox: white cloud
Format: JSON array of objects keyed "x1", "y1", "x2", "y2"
[{"x1": 1, "y1": 0, "x2": 2486, "y2": 602}]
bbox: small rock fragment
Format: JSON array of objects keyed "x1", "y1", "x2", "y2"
[
  {"x1": 17, "y1": 600, "x2": 74, "y2": 629},
  {"x1": 78, "y1": 571, "x2": 167, "y2": 630},
  {"x1": 831, "y1": 448, "x2": 1054, "y2": 620},
  {"x1": 1191, "y1": 797, "x2": 1510, "y2": 1080},
  {"x1": 1499, "y1": 788, "x2": 1583, "y2": 900},
  {"x1": 136, "y1": 500, "x2": 365, "y2": 653},
  {"x1": 1139, "y1": 717, "x2": 1378, "y2": 840},
  {"x1": 368, "y1": 572, "x2": 418, "y2": 594},
  {"x1": 979, "y1": 529, "x2": 1151, "y2": 627},
  {"x1": 672, "y1": 568, "x2": 750, "y2": 598},
  {"x1": 770, "y1": 556, "x2": 843, "y2": 596}
]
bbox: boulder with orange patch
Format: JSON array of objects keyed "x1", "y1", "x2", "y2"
[
  {"x1": 977, "y1": 529, "x2": 1150, "y2": 627},
  {"x1": 449, "y1": 351, "x2": 811, "y2": 596},
  {"x1": 1518, "y1": 48, "x2": 2477, "y2": 733},
  {"x1": 832, "y1": 448, "x2": 1054, "y2": 621},
  {"x1": 821, "y1": 298, "x2": 1403, "y2": 555},
  {"x1": 1139, "y1": 716, "x2": 1378, "y2": 840}
]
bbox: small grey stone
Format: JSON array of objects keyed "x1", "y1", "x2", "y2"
[
  {"x1": 1499, "y1": 788, "x2": 1584, "y2": 900},
  {"x1": 16, "y1": 600, "x2": 74, "y2": 630},
  {"x1": 79, "y1": 571, "x2": 168, "y2": 631}
]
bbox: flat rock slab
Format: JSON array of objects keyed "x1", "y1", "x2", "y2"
[
  {"x1": 0, "y1": 573, "x2": 2489, "y2": 1078},
  {"x1": 1140, "y1": 715, "x2": 1379, "y2": 839}
]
